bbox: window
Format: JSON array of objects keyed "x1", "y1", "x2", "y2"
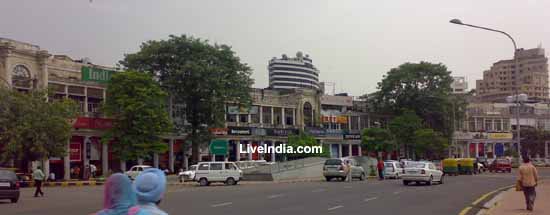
[
  {"x1": 198, "y1": 163, "x2": 209, "y2": 170},
  {"x1": 239, "y1": 114, "x2": 249, "y2": 123},
  {"x1": 225, "y1": 163, "x2": 237, "y2": 170},
  {"x1": 210, "y1": 163, "x2": 223, "y2": 170},
  {"x1": 12, "y1": 65, "x2": 32, "y2": 88},
  {"x1": 262, "y1": 106, "x2": 272, "y2": 124}
]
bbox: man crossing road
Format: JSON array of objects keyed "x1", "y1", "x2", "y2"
[{"x1": 33, "y1": 166, "x2": 45, "y2": 197}]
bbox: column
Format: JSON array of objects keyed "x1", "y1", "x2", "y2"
[
  {"x1": 271, "y1": 142, "x2": 276, "y2": 162},
  {"x1": 358, "y1": 116, "x2": 362, "y2": 130},
  {"x1": 259, "y1": 106, "x2": 263, "y2": 127},
  {"x1": 282, "y1": 108, "x2": 286, "y2": 128},
  {"x1": 545, "y1": 141, "x2": 548, "y2": 158},
  {"x1": 248, "y1": 114, "x2": 252, "y2": 125},
  {"x1": 293, "y1": 108, "x2": 296, "y2": 126},
  {"x1": 236, "y1": 140, "x2": 241, "y2": 161},
  {"x1": 271, "y1": 107, "x2": 274, "y2": 125},
  {"x1": 466, "y1": 143, "x2": 471, "y2": 158},
  {"x1": 43, "y1": 159, "x2": 50, "y2": 181},
  {"x1": 64, "y1": 139, "x2": 70, "y2": 180},
  {"x1": 475, "y1": 143, "x2": 479, "y2": 158},
  {"x1": 84, "y1": 87, "x2": 89, "y2": 113},
  {"x1": 182, "y1": 146, "x2": 188, "y2": 170},
  {"x1": 367, "y1": 115, "x2": 371, "y2": 128},
  {"x1": 260, "y1": 140, "x2": 265, "y2": 160},
  {"x1": 83, "y1": 137, "x2": 90, "y2": 177},
  {"x1": 348, "y1": 144, "x2": 353, "y2": 157},
  {"x1": 102, "y1": 143, "x2": 109, "y2": 177},
  {"x1": 358, "y1": 144, "x2": 362, "y2": 157},
  {"x1": 338, "y1": 144, "x2": 343, "y2": 158},
  {"x1": 120, "y1": 160, "x2": 127, "y2": 172},
  {"x1": 474, "y1": 118, "x2": 478, "y2": 130},
  {"x1": 348, "y1": 116, "x2": 352, "y2": 130},
  {"x1": 169, "y1": 139, "x2": 174, "y2": 172},
  {"x1": 153, "y1": 153, "x2": 159, "y2": 168},
  {"x1": 493, "y1": 143, "x2": 497, "y2": 159},
  {"x1": 248, "y1": 142, "x2": 253, "y2": 160}
]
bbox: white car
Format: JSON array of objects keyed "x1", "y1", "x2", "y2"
[
  {"x1": 384, "y1": 161, "x2": 404, "y2": 179},
  {"x1": 178, "y1": 165, "x2": 197, "y2": 182},
  {"x1": 194, "y1": 162, "x2": 243, "y2": 186},
  {"x1": 125, "y1": 165, "x2": 152, "y2": 180},
  {"x1": 402, "y1": 162, "x2": 444, "y2": 186}
]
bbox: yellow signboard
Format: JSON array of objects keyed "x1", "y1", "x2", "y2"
[{"x1": 488, "y1": 133, "x2": 513, "y2": 139}]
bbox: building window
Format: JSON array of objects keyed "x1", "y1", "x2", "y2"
[
  {"x1": 12, "y1": 65, "x2": 32, "y2": 88},
  {"x1": 303, "y1": 102, "x2": 313, "y2": 127},
  {"x1": 262, "y1": 107, "x2": 272, "y2": 124}
]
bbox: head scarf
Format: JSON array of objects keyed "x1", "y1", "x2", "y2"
[
  {"x1": 133, "y1": 168, "x2": 166, "y2": 204},
  {"x1": 96, "y1": 173, "x2": 139, "y2": 215}
]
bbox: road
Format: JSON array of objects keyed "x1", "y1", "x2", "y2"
[{"x1": 2, "y1": 169, "x2": 550, "y2": 215}]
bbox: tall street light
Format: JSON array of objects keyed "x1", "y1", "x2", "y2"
[{"x1": 450, "y1": 18, "x2": 522, "y2": 159}]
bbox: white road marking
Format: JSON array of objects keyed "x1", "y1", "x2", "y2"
[
  {"x1": 328, "y1": 205, "x2": 344, "y2": 211},
  {"x1": 364, "y1": 197, "x2": 378, "y2": 202},
  {"x1": 267, "y1": 194, "x2": 285, "y2": 199},
  {"x1": 312, "y1": 188, "x2": 326, "y2": 193},
  {"x1": 211, "y1": 202, "x2": 233, "y2": 207}
]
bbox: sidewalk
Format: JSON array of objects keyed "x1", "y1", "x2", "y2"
[{"x1": 488, "y1": 182, "x2": 549, "y2": 215}]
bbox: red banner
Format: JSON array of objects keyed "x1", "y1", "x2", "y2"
[
  {"x1": 70, "y1": 143, "x2": 81, "y2": 162},
  {"x1": 73, "y1": 117, "x2": 113, "y2": 129}
]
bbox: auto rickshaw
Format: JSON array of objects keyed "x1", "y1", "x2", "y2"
[
  {"x1": 458, "y1": 158, "x2": 475, "y2": 175},
  {"x1": 442, "y1": 158, "x2": 459, "y2": 176}
]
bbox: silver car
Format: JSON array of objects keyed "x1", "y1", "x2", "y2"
[
  {"x1": 384, "y1": 161, "x2": 404, "y2": 179},
  {"x1": 323, "y1": 158, "x2": 366, "y2": 181}
]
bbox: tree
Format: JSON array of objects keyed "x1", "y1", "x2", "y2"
[
  {"x1": 413, "y1": 129, "x2": 448, "y2": 159},
  {"x1": 0, "y1": 88, "x2": 77, "y2": 166},
  {"x1": 389, "y1": 109, "x2": 423, "y2": 158},
  {"x1": 102, "y1": 71, "x2": 172, "y2": 161},
  {"x1": 374, "y1": 62, "x2": 454, "y2": 136},
  {"x1": 520, "y1": 128, "x2": 548, "y2": 158},
  {"x1": 287, "y1": 132, "x2": 329, "y2": 160},
  {"x1": 361, "y1": 127, "x2": 395, "y2": 157},
  {"x1": 120, "y1": 35, "x2": 253, "y2": 162}
]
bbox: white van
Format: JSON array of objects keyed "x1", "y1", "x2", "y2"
[{"x1": 193, "y1": 162, "x2": 243, "y2": 186}]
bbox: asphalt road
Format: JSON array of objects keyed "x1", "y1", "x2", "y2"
[{"x1": 2, "y1": 169, "x2": 550, "y2": 215}]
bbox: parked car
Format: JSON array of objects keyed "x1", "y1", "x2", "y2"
[
  {"x1": 0, "y1": 169, "x2": 20, "y2": 203},
  {"x1": 384, "y1": 160, "x2": 404, "y2": 179},
  {"x1": 193, "y1": 162, "x2": 242, "y2": 186},
  {"x1": 323, "y1": 158, "x2": 366, "y2": 181},
  {"x1": 402, "y1": 162, "x2": 444, "y2": 186},
  {"x1": 178, "y1": 165, "x2": 197, "y2": 182},
  {"x1": 489, "y1": 159, "x2": 512, "y2": 173},
  {"x1": 125, "y1": 165, "x2": 152, "y2": 180}
]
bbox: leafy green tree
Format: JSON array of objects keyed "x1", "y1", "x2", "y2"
[
  {"x1": 102, "y1": 71, "x2": 172, "y2": 161},
  {"x1": 0, "y1": 88, "x2": 77, "y2": 166},
  {"x1": 389, "y1": 109, "x2": 423, "y2": 158},
  {"x1": 361, "y1": 127, "x2": 395, "y2": 157},
  {"x1": 413, "y1": 129, "x2": 448, "y2": 159},
  {"x1": 287, "y1": 132, "x2": 329, "y2": 160},
  {"x1": 374, "y1": 62, "x2": 454, "y2": 136},
  {"x1": 120, "y1": 35, "x2": 253, "y2": 162}
]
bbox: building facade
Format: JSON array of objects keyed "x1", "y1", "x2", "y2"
[
  {"x1": 454, "y1": 102, "x2": 550, "y2": 159},
  {"x1": 451, "y1": 76, "x2": 468, "y2": 94},
  {"x1": 476, "y1": 47, "x2": 549, "y2": 102},
  {"x1": 268, "y1": 52, "x2": 320, "y2": 90},
  {"x1": 0, "y1": 38, "x2": 187, "y2": 180}
]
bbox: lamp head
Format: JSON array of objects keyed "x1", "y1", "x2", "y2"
[{"x1": 450, "y1": 19, "x2": 463, "y2": 25}]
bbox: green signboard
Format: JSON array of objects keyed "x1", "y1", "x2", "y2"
[
  {"x1": 209, "y1": 139, "x2": 228, "y2": 155},
  {"x1": 81, "y1": 66, "x2": 114, "y2": 83}
]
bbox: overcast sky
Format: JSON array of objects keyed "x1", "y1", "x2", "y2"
[{"x1": 2, "y1": 0, "x2": 549, "y2": 96}]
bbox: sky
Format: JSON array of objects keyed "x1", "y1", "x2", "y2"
[{"x1": 1, "y1": 0, "x2": 549, "y2": 96}]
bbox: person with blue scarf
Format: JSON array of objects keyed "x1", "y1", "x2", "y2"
[
  {"x1": 96, "y1": 173, "x2": 149, "y2": 215},
  {"x1": 133, "y1": 168, "x2": 168, "y2": 215}
]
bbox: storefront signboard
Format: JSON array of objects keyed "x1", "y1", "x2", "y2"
[
  {"x1": 209, "y1": 139, "x2": 228, "y2": 155},
  {"x1": 228, "y1": 127, "x2": 252, "y2": 135}
]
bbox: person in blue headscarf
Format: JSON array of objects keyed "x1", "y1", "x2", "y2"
[
  {"x1": 96, "y1": 173, "x2": 149, "y2": 215},
  {"x1": 133, "y1": 168, "x2": 168, "y2": 215}
]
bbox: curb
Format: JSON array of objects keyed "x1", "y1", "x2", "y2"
[
  {"x1": 23, "y1": 181, "x2": 105, "y2": 187},
  {"x1": 479, "y1": 180, "x2": 547, "y2": 215},
  {"x1": 458, "y1": 185, "x2": 514, "y2": 215}
]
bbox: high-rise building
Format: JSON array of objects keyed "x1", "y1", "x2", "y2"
[
  {"x1": 476, "y1": 47, "x2": 549, "y2": 102},
  {"x1": 451, "y1": 76, "x2": 468, "y2": 94},
  {"x1": 268, "y1": 51, "x2": 320, "y2": 90}
]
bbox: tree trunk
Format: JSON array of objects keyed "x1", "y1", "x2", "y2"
[{"x1": 191, "y1": 129, "x2": 200, "y2": 163}]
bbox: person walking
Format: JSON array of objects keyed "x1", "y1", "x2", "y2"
[
  {"x1": 133, "y1": 168, "x2": 168, "y2": 215},
  {"x1": 518, "y1": 156, "x2": 539, "y2": 211},
  {"x1": 345, "y1": 160, "x2": 352, "y2": 182},
  {"x1": 33, "y1": 166, "x2": 45, "y2": 197},
  {"x1": 377, "y1": 159, "x2": 385, "y2": 180},
  {"x1": 95, "y1": 173, "x2": 149, "y2": 215},
  {"x1": 90, "y1": 164, "x2": 97, "y2": 178}
]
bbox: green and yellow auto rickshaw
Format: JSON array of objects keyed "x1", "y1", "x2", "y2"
[
  {"x1": 458, "y1": 158, "x2": 475, "y2": 175},
  {"x1": 442, "y1": 158, "x2": 459, "y2": 176}
]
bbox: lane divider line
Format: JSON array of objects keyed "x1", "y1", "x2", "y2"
[
  {"x1": 364, "y1": 197, "x2": 378, "y2": 202},
  {"x1": 327, "y1": 205, "x2": 344, "y2": 211},
  {"x1": 211, "y1": 202, "x2": 233, "y2": 207},
  {"x1": 267, "y1": 194, "x2": 285, "y2": 199}
]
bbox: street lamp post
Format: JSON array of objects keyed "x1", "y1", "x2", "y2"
[{"x1": 450, "y1": 18, "x2": 522, "y2": 159}]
